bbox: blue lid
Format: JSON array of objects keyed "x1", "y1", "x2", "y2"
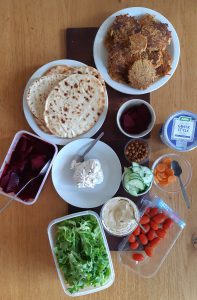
[{"x1": 163, "y1": 110, "x2": 197, "y2": 151}]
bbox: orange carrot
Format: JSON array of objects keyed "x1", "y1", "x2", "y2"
[{"x1": 156, "y1": 163, "x2": 167, "y2": 173}]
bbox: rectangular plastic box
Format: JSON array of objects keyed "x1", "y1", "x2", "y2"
[
  {"x1": 0, "y1": 130, "x2": 58, "y2": 205},
  {"x1": 118, "y1": 197, "x2": 186, "y2": 278},
  {"x1": 47, "y1": 210, "x2": 115, "y2": 297}
]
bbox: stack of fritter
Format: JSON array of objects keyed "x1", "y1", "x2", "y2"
[{"x1": 105, "y1": 14, "x2": 172, "y2": 89}]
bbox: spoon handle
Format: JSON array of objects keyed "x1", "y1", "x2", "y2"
[
  {"x1": 82, "y1": 132, "x2": 104, "y2": 157},
  {"x1": 178, "y1": 176, "x2": 191, "y2": 209}
]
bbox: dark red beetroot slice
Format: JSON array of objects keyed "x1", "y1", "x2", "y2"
[
  {"x1": 0, "y1": 173, "x2": 10, "y2": 190},
  {"x1": 5, "y1": 172, "x2": 20, "y2": 193},
  {"x1": 10, "y1": 160, "x2": 27, "y2": 174},
  {"x1": 31, "y1": 154, "x2": 46, "y2": 171}
]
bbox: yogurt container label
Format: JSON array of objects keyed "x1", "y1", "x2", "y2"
[{"x1": 160, "y1": 110, "x2": 197, "y2": 152}]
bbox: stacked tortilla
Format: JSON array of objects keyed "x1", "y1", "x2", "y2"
[{"x1": 26, "y1": 65, "x2": 106, "y2": 138}]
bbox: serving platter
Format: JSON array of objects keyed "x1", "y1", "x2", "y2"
[
  {"x1": 23, "y1": 59, "x2": 108, "y2": 145},
  {"x1": 93, "y1": 7, "x2": 180, "y2": 95}
]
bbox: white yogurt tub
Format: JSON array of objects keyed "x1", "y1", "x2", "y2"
[
  {"x1": 100, "y1": 197, "x2": 140, "y2": 237},
  {"x1": 160, "y1": 110, "x2": 197, "y2": 152}
]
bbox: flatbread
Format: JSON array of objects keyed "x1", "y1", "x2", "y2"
[
  {"x1": 44, "y1": 74, "x2": 105, "y2": 138},
  {"x1": 26, "y1": 74, "x2": 66, "y2": 131},
  {"x1": 44, "y1": 65, "x2": 74, "y2": 76}
]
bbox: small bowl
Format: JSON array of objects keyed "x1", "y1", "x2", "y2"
[
  {"x1": 152, "y1": 153, "x2": 192, "y2": 193},
  {"x1": 124, "y1": 138, "x2": 151, "y2": 165},
  {"x1": 100, "y1": 197, "x2": 140, "y2": 237},
  {"x1": 122, "y1": 168, "x2": 153, "y2": 197},
  {"x1": 116, "y1": 99, "x2": 156, "y2": 138}
]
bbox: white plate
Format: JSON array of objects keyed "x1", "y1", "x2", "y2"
[
  {"x1": 93, "y1": 7, "x2": 180, "y2": 95},
  {"x1": 23, "y1": 59, "x2": 108, "y2": 145},
  {"x1": 51, "y1": 138, "x2": 122, "y2": 208}
]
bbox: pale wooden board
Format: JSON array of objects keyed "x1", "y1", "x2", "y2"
[{"x1": 0, "y1": 1, "x2": 196, "y2": 300}]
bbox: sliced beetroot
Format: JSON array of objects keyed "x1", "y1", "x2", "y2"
[
  {"x1": 31, "y1": 154, "x2": 46, "y2": 171},
  {"x1": 6, "y1": 172, "x2": 20, "y2": 193},
  {"x1": 10, "y1": 160, "x2": 27, "y2": 174},
  {"x1": 0, "y1": 173, "x2": 10, "y2": 190}
]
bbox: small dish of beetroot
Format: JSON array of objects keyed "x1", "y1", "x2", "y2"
[
  {"x1": 0, "y1": 131, "x2": 57, "y2": 204},
  {"x1": 116, "y1": 99, "x2": 156, "y2": 138}
]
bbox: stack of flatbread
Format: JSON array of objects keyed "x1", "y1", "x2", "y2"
[{"x1": 26, "y1": 65, "x2": 106, "y2": 138}]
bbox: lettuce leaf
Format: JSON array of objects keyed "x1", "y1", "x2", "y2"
[{"x1": 54, "y1": 215, "x2": 111, "y2": 294}]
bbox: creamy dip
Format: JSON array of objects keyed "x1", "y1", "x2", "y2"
[
  {"x1": 101, "y1": 197, "x2": 140, "y2": 236},
  {"x1": 71, "y1": 159, "x2": 104, "y2": 188}
]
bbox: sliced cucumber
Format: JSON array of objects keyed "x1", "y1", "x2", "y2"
[{"x1": 127, "y1": 179, "x2": 145, "y2": 190}]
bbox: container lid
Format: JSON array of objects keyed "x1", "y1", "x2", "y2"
[{"x1": 162, "y1": 110, "x2": 197, "y2": 151}]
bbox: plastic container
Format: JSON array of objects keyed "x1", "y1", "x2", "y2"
[
  {"x1": 100, "y1": 197, "x2": 140, "y2": 237},
  {"x1": 160, "y1": 110, "x2": 197, "y2": 152},
  {"x1": 116, "y1": 99, "x2": 156, "y2": 138},
  {"x1": 0, "y1": 130, "x2": 58, "y2": 206},
  {"x1": 47, "y1": 211, "x2": 115, "y2": 297},
  {"x1": 152, "y1": 153, "x2": 192, "y2": 193},
  {"x1": 124, "y1": 138, "x2": 151, "y2": 165},
  {"x1": 118, "y1": 196, "x2": 186, "y2": 278}
]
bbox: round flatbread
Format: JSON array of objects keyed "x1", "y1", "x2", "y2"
[
  {"x1": 43, "y1": 65, "x2": 74, "y2": 76},
  {"x1": 26, "y1": 74, "x2": 66, "y2": 132},
  {"x1": 44, "y1": 74, "x2": 105, "y2": 138}
]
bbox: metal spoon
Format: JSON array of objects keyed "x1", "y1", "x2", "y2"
[
  {"x1": 73, "y1": 132, "x2": 104, "y2": 163},
  {"x1": 171, "y1": 160, "x2": 191, "y2": 209},
  {"x1": 0, "y1": 160, "x2": 51, "y2": 214}
]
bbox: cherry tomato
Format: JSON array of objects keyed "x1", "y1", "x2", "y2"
[
  {"x1": 141, "y1": 224, "x2": 150, "y2": 234},
  {"x1": 139, "y1": 233, "x2": 148, "y2": 245},
  {"x1": 133, "y1": 226, "x2": 141, "y2": 236},
  {"x1": 156, "y1": 229, "x2": 166, "y2": 238},
  {"x1": 130, "y1": 241, "x2": 139, "y2": 250},
  {"x1": 140, "y1": 215, "x2": 150, "y2": 225},
  {"x1": 147, "y1": 229, "x2": 157, "y2": 241},
  {"x1": 144, "y1": 245, "x2": 154, "y2": 257},
  {"x1": 145, "y1": 207, "x2": 151, "y2": 214},
  {"x1": 152, "y1": 213, "x2": 167, "y2": 224},
  {"x1": 163, "y1": 218, "x2": 174, "y2": 230},
  {"x1": 132, "y1": 253, "x2": 144, "y2": 262},
  {"x1": 149, "y1": 237, "x2": 161, "y2": 248},
  {"x1": 149, "y1": 207, "x2": 159, "y2": 217},
  {"x1": 128, "y1": 234, "x2": 136, "y2": 243},
  {"x1": 150, "y1": 220, "x2": 159, "y2": 230}
]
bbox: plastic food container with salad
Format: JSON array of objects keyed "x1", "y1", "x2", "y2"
[
  {"x1": 118, "y1": 196, "x2": 186, "y2": 278},
  {"x1": 47, "y1": 211, "x2": 115, "y2": 297}
]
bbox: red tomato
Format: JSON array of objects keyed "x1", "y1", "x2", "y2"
[
  {"x1": 156, "y1": 228, "x2": 167, "y2": 238},
  {"x1": 133, "y1": 226, "x2": 141, "y2": 236},
  {"x1": 139, "y1": 233, "x2": 148, "y2": 245},
  {"x1": 130, "y1": 241, "x2": 139, "y2": 250},
  {"x1": 128, "y1": 234, "x2": 136, "y2": 243},
  {"x1": 163, "y1": 218, "x2": 174, "y2": 230},
  {"x1": 145, "y1": 207, "x2": 151, "y2": 214},
  {"x1": 147, "y1": 229, "x2": 157, "y2": 241},
  {"x1": 141, "y1": 224, "x2": 150, "y2": 234},
  {"x1": 149, "y1": 207, "x2": 159, "y2": 217},
  {"x1": 150, "y1": 220, "x2": 159, "y2": 230},
  {"x1": 149, "y1": 237, "x2": 161, "y2": 248},
  {"x1": 144, "y1": 245, "x2": 154, "y2": 257},
  {"x1": 152, "y1": 213, "x2": 167, "y2": 224},
  {"x1": 140, "y1": 215, "x2": 150, "y2": 225},
  {"x1": 132, "y1": 253, "x2": 144, "y2": 262}
]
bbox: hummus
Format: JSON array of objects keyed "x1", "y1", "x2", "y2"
[{"x1": 101, "y1": 197, "x2": 140, "y2": 236}]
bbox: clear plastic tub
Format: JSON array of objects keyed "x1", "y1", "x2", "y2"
[
  {"x1": 118, "y1": 196, "x2": 186, "y2": 278},
  {"x1": 47, "y1": 211, "x2": 115, "y2": 297},
  {"x1": 0, "y1": 130, "x2": 58, "y2": 206}
]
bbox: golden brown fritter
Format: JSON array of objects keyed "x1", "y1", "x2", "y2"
[
  {"x1": 129, "y1": 33, "x2": 147, "y2": 55},
  {"x1": 156, "y1": 49, "x2": 172, "y2": 76},
  {"x1": 148, "y1": 50, "x2": 163, "y2": 68},
  {"x1": 139, "y1": 14, "x2": 155, "y2": 27},
  {"x1": 128, "y1": 59, "x2": 156, "y2": 89}
]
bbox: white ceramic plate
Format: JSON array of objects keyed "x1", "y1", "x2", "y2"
[
  {"x1": 23, "y1": 59, "x2": 108, "y2": 145},
  {"x1": 93, "y1": 7, "x2": 180, "y2": 95},
  {"x1": 51, "y1": 138, "x2": 122, "y2": 208}
]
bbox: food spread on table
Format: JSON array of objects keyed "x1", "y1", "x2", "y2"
[
  {"x1": 0, "y1": 6, "x2": 192, "y2": 297},
  {"x1": 104, "y1": 14, "x2": 172, "y2": 89},
  {"x1": 53, "y1": 215, "x2": 111, "y2": 294},
  {"x1": 101, "y1": 197, "x2": 139, "y2": 236},
  {"x1": 71, "y1": 158, "x2": 104, "y2": 188}
]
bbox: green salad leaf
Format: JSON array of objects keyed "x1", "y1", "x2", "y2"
[{"x1": 54, "y1": 215, "x2": 111, "y2": 294}]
